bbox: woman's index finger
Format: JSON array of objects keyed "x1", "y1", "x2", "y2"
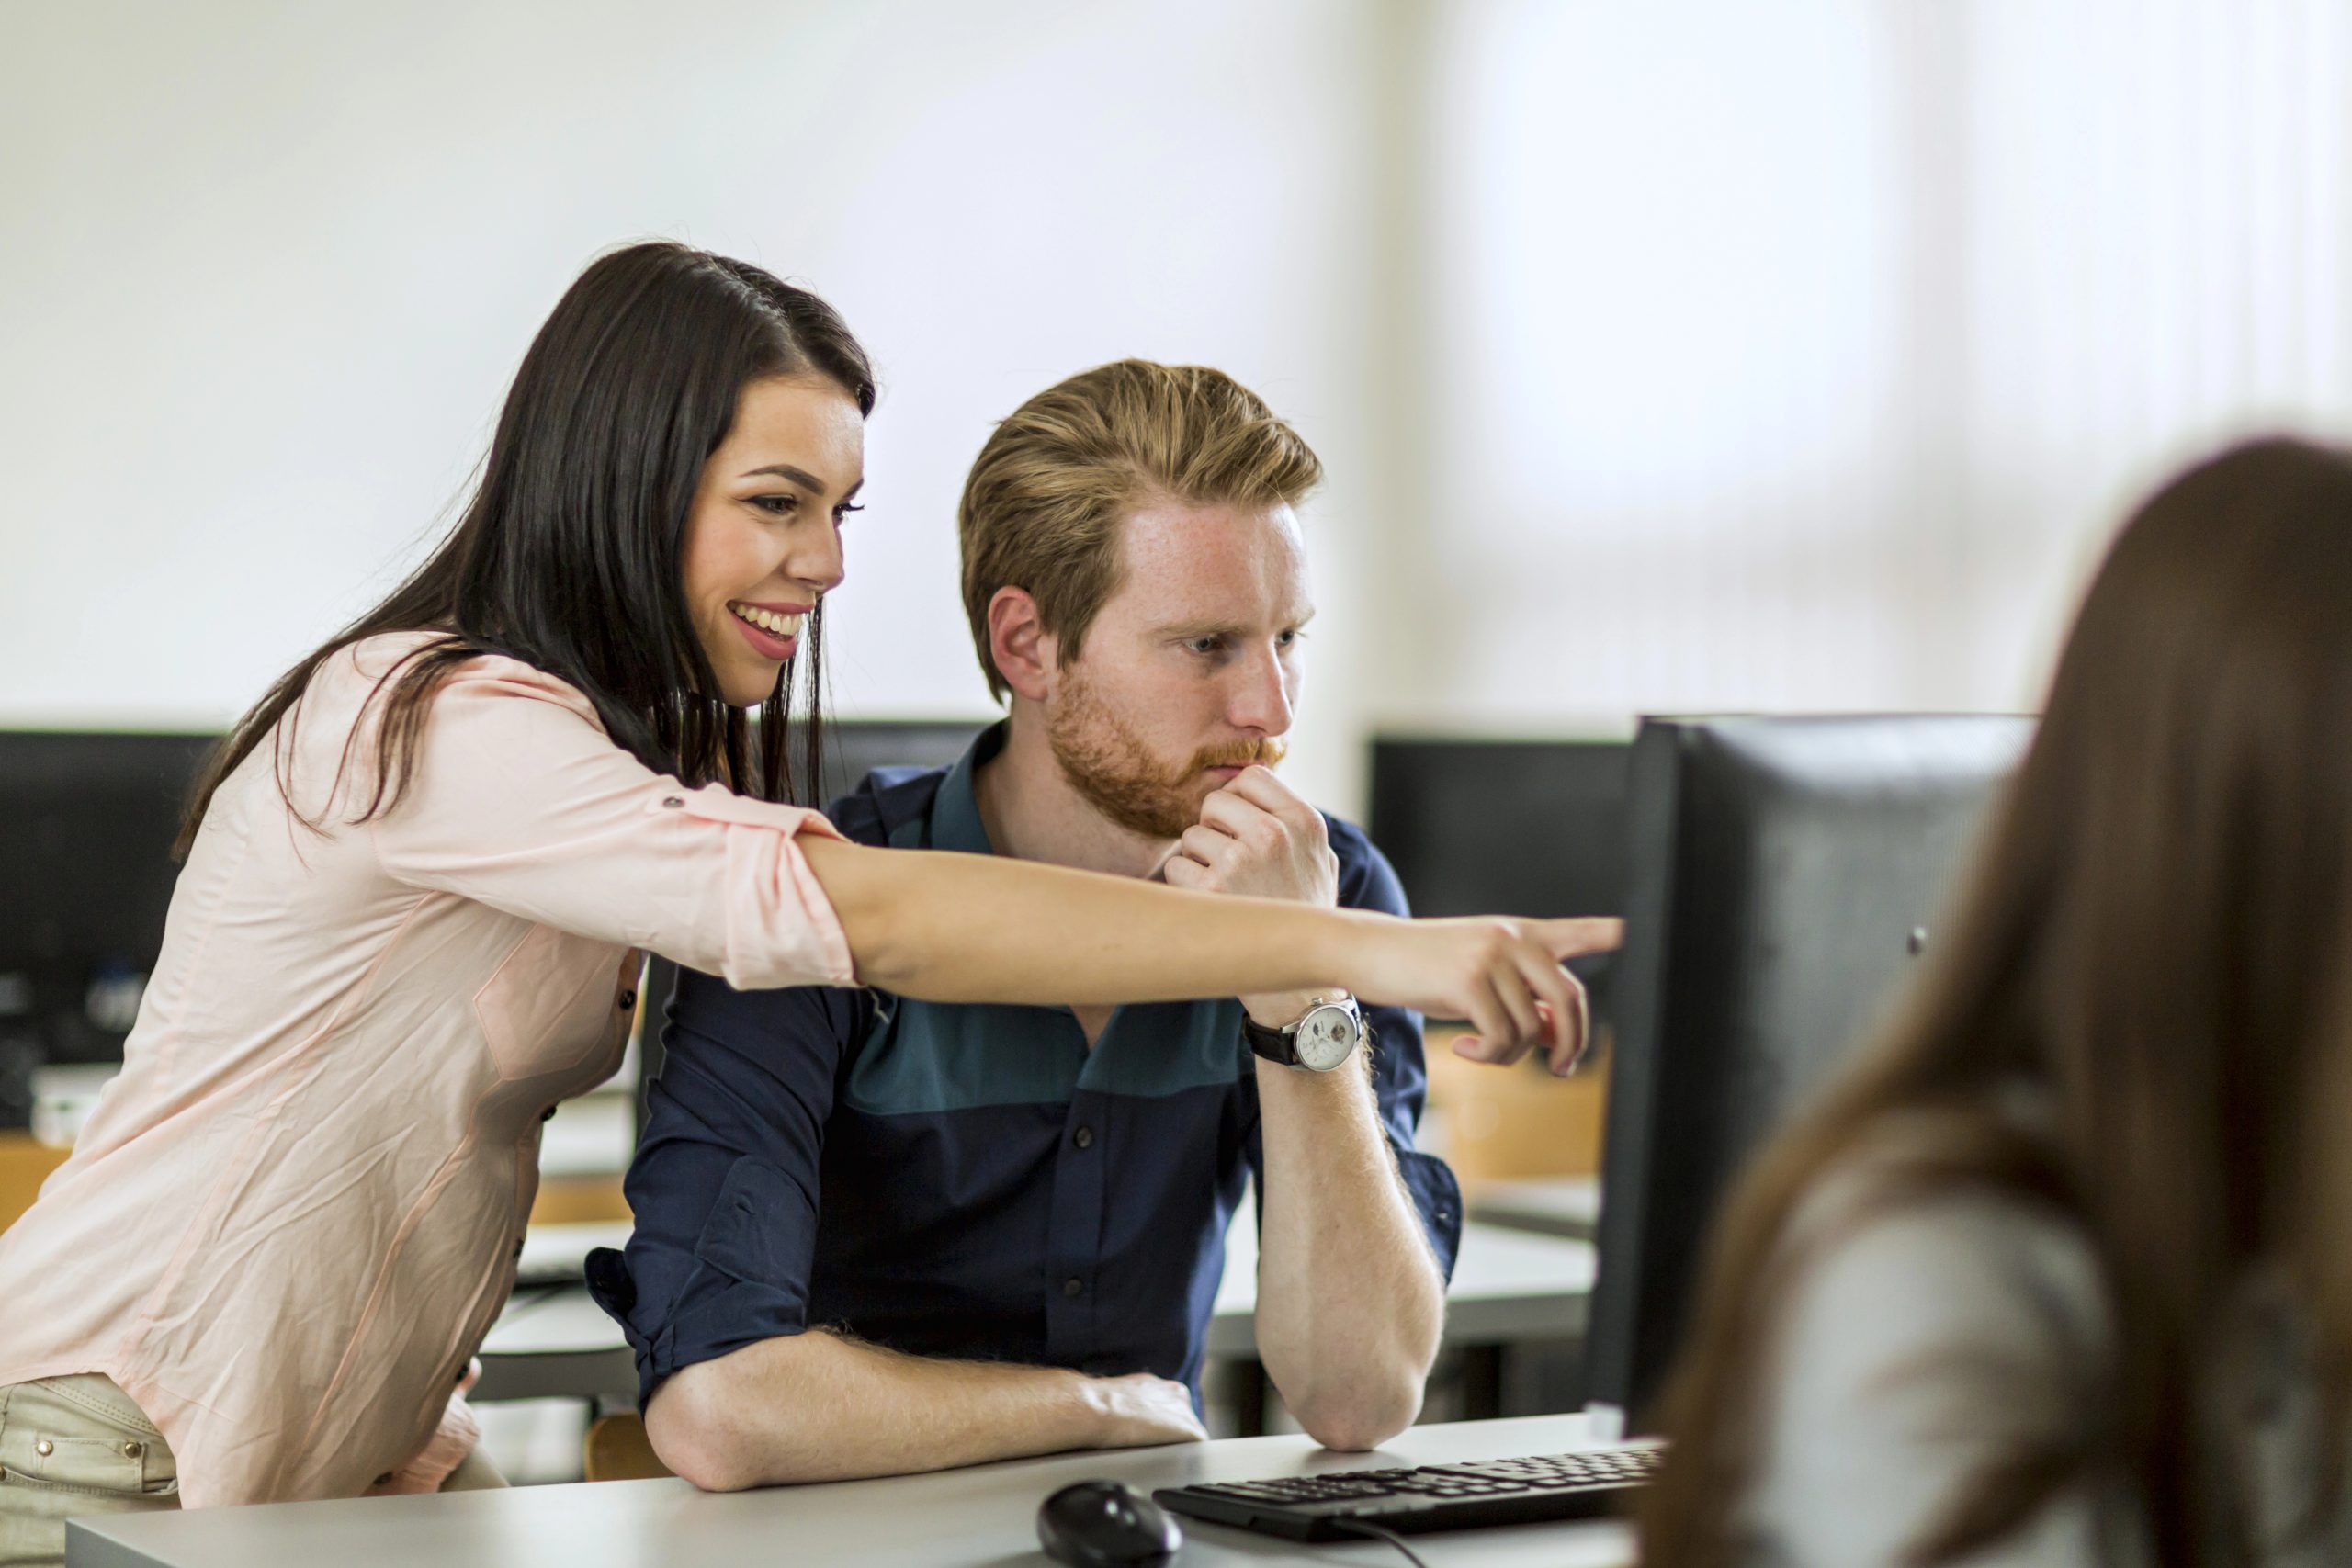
[{"x1": 1536, "y1": 916, "x2": 1623, "y2": 960}]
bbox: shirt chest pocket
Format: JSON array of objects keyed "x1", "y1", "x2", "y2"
[{"x1": 473, "y1": 925, "x2": 632, "y2": 1084}]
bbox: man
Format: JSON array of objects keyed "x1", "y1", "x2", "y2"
[{"x1": 589, "y1": 361, "x2": 1580, "y2": 1489}]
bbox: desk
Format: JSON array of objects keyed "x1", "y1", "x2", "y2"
[
  {"x1": 70, "y1": 1413, "x2": 1634, "y2": 1567},
  {"x1": 1464, "y1": 1176, "x2": 1602, "y2": 1244},
  {"x1": 476, "y1": 1287, "x2": 639, "y2": 1404},
  {"x1": 475, "y1": 1221, "x2": 1594, "y2": 1405}
]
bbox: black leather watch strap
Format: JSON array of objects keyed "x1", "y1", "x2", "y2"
[{"x1": 1241, "y1": 1011, "x2": 1303, "y2": 1066}]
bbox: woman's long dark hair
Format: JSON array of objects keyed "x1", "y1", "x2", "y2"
[
  {"x1": 177, "y1": 242, "x2": 874, "y2": 854},
  {"x1": 1641, "y1": 438, "x2": 2352, "y2": 1568}
]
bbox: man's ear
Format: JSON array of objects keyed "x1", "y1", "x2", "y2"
[{"x1": 987, "y1": 586, "x2": 1059, "y2": 702}]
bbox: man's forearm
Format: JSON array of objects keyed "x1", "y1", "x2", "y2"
[
  {"x1": 644, "y1": 1329, "x2": 1194, "y2": 1491},
  {"x1": 1251, "y1": 1053, "x2": 1447, "y2": 1451}
]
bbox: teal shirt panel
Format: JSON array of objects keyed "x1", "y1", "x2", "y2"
[{"x1": 845, "y1": 717, "x2": 1251, "y2": 1115}]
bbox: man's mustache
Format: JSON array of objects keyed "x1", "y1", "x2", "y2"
[{"x1": 1190, "y1": 737, "x2": 1287, "y2": 773}]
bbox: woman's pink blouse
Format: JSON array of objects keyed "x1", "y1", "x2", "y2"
[{"x1": 0, "y1": 635, "x2": 854, "y2": 1506}]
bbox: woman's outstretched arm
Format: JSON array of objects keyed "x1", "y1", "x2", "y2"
[
  {"x1": 367, "y1": 664, "x2": 1614, "y2": 1070},
  {"x1": 799, "y1": 836, "x2": 1618, "y2": 1073}
]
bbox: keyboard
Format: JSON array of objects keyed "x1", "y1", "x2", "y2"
[{"x1": 1153, "y1": 1441, "x2": 1665, "y2": 1541}]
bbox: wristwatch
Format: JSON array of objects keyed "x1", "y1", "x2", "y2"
[{"x1": 1242, "y1": 995, "x2": 1366, "y2": 1073}]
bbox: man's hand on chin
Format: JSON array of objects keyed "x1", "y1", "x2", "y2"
[{"x1": 1159, "y1": 764, "x2": 1341, "y2": 1027}]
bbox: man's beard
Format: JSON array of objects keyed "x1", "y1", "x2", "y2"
[{"x1": 1046, "y1": 670, "x2": 1287, "y2": 840}]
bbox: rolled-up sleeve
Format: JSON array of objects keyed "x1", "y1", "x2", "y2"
[
  {"x1": 368, "y1": 658, "x2": 854, "y2": 990},
  {"x1": 586, "y1": 968, "x2": 868, "y2": 1406}
]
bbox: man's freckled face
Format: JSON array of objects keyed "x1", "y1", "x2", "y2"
[
  {"x1": 678, "y1": 376, "x2": 865, "y2": 707},
  {"x1": 1046, "y1": 502, "x2": 1312, "y2": 840}
]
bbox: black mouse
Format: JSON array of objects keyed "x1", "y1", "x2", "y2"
[{"x1": 1036, "y1": 1479, "x2": 1183, "y2": 1566}]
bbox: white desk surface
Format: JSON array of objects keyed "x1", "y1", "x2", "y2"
[
  {"x1": 478, "y1": 1220, "x2": 1593, "y2": 1403},
  {"x1": 71, "y1": 1414, "x2": 1634, "y2": 1568},
  {"x1": 1464, "y1": 1177, "x2": 1602, "y2": 1243},
  {"x1": 513, "y1": 1220, "x2": 633, "y2": 1288}
]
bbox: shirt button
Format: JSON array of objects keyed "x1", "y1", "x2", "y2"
[
  {"x1": 122, "y1": 1441, "x2": 145, "y2": 1460},
  {"x1": 33, "y1": 1439, "x2": 51, "y2": 1458},
  {"x1": 540, "y1": 1105, "x2": 558, "y2": 1122},
  {"x1": 375, "y1": 1472, "x2": 396, "y2": 1486},
  {"x1": 1072, "y1": 1126, "x2": 1094, "y2": 1150},
  {"x1": 513, "y1": 1238, "x2": 526, "y2": 1260},
  {"x1": 662, "y1": 796, "x2": 684, "y2": 808},
  {"x1": 617, "y1": 989, "x2": 638, "y2": 1011},
  {"x1": 1062, "y1": 1277, "x2": 1085, "y2": 1298}
]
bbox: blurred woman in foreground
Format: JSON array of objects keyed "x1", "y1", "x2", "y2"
[{"x1": 1644, "y1": 438, "x2": 2352, "y2": 1568}]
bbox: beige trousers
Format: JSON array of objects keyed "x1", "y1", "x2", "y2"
[
  {"x1": 0, "y1": 1375, "x2": 175, "y2": 1567},
  {"x1": 0, "y1": 1375, "x2": 503, "y2": 1567}
]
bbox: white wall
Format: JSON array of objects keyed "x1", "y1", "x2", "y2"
[
  {"x1": 8, "y1": 1, "x2": 2352, "y2": 820},
  {"x1": 1408, "y1": 0, "x2": 2352, "y2": 730},
  {"x1": 0, "y1": 0, "x2": 1396, "y2": 812}
]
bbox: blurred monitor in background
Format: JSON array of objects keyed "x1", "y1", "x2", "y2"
[
  {"x1": 1584, "y1": 714, "x2": 2030, "y2": 1434},
  {"x1": 1367, "y1": 738, "x2": 1633, "y2": 921},
  {"x1": 1369, "y1": 738, "x2": 1631, "y2": 1032},
  {"x1": 803, "y1": 718, "x2": 989, "y2": 810},
  {"x1": 0, "y1": 732, "x2": 218, "y2": 1126}
]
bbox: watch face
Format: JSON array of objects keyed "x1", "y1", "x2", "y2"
[{"x1": 1295, "y1": 1003, "x2": 1363, "y2": 1072}]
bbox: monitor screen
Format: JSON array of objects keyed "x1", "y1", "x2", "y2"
[
  {"x1": 1584, "y1": 714, "x2": 2032, "y2": 1429},
  {"x1": 806, "y1": 718, "x2": 990, "y2": 810},
  {"x1": 1367, "y1": 738, "x2": 1632, "y2": 920},
  {"x1": 0, "y1": 732, "x2": 219, "y2": 1092}
]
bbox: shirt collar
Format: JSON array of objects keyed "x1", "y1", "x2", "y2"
[{"x1": 928, "y1": 721, "x2": 1009, "y2": 855}]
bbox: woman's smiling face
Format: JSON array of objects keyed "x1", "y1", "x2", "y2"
[{"x1": 680, "y1": 375, "x2": 866, "y2": 706}]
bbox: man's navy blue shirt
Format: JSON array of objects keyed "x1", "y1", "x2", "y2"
[{"x1": 587, "y1": 727, "x2": 1462, "y2": 1407}]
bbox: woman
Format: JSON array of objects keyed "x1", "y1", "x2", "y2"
[
  {"x1": 0, "y1": 242, "x2": 1606, "y2": 1554},
  {"x1": 1640, "y1": 437, "x2": 2352, "y2": 1567}
]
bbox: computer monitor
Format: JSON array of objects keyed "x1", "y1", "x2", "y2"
[
  {"x1": 1370, "y1": 737, "x2": 1632, "y2": 1023},
  {"x1": 1367, "y1": 738, "x2": 1632, "y2": 921},
  {"x1": 0, "y1": 732, "x2": 220, "y2": 1122},
  {"x1": 1583, "y1": 714, "x2": 2033, "y2": 1432},
  {"x1": 803, "y1": 717, "x2": 990, "y2": 810}
]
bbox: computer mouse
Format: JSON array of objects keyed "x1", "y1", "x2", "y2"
[{"x1": 1035, "y1": 1478, "x2": 1183, "y2": 1566}]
